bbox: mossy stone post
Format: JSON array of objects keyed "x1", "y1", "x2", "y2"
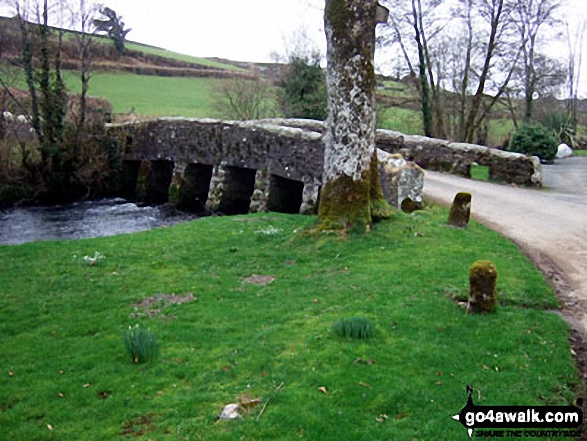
[
  {"x1": 467, "y1": 260, "x2": 498, "y2": 314},
  {"x1": 319, "y1": 0, "x2": 392, "y2": 232},
  {"x1": 448, "y1": 192, "x2": 472, "y2": 227}
]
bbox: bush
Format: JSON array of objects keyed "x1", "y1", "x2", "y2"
[
  {"x1": 541, "y1": 111, "x2": 575, "y2": 147},
  {"x1": 507, "y1": 124, "x2": 558, "y2": 162},
  {"x1": 123, "y1": 324, "x2": 159, "y2": 363},
  {"x1": 333, "y1": 317, "x2": 376, "y2": 340},
  {"x1": 277, "y1": 55, "x2": 327, "y2": 121}
]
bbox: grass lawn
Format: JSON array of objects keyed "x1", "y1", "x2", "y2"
[
  {"x1": 64, "y1": 71, "x2": 225, "y2": 118},
  {"x1": 0, "y1": 207, "x2": 579, "y2": 440},
  {"x1": 470, "y1": 164, "x2": 490, "y2": 182},
  {"x1": 573, "y1": 149, "x2": 587, "y2": 156}
]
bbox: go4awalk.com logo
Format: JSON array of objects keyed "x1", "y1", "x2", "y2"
[{"x1": 451, "y1": 386, "x2": 583, "y2": 438}]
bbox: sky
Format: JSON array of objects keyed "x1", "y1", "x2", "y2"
[
  {"x1": 93, "y1": 0, "x2": 327, "y2": 63},
  {"x1": 0, "y1": 0, "x2": 586, "y2": 96}
]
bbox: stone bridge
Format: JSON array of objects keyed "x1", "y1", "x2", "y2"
[
  {"x1": 106, "y1": 118, "x2": 424, "y2": 215},
  {"x1": 104, "y1": 117, "x2": 541, "y2": 215}
]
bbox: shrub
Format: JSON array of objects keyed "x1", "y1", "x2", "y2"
[
  {"x1": 123, "y1": 324, "x2": 159, "y2": 363},
  {"x1": 507, "y1": 124, "x2": 558, "y2": 162},
  {"x1": 277, "y1": 55, "x2": 327, "y2": 121},
  {"x1": 541, "y1": 111, "x2": 575, "y2": 147},
  {"x1": 334, "y1": 317, "x2": 376, "y2": 340}
]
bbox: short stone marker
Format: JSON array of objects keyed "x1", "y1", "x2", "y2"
[
  {"x1": 448, "y1": 192, "x2": 472, "y2": 227},
  {"x1": 467, "y1": 260, "x2": 498, "y2": 314}
]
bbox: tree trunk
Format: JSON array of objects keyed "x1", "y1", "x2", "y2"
[
  {"x1": 462, "y1": 0, "x2": 503, "y2": 143},
  {"x1": 319, "y1": 0, "x2": 391, "y2": 232},
  {"x1": 411, "y1": 0, "x2": 433, "y2": 138}
]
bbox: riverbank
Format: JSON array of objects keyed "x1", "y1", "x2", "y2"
[{"x1": 0, "y1": 208, "x2": 579, "y2": 439}]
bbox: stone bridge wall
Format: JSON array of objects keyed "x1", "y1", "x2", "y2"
[
  {"x1": 104, "y1": 117, "x2": 540, "y2": 215},
  {"x1": 253, "y1": 119, "x2": 542, "y2": 187}
]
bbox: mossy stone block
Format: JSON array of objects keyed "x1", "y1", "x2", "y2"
[
  {"x1": 467, "y1": 260, "x2": 498, "y2": 314},
  {"x1": 448, "y1": 192, "x2": 471, "y2": 228}
]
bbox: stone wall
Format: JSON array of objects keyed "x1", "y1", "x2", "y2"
[
  {"x1": 254, "y1": 119, "x2": 542, "y2": 187},
  {"x1": 375, "y1": 130, "x2": 542, "y2": 187}
]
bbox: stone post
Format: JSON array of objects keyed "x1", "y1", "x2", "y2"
[
  {"x1": 467, "y1": 260, "x2": 498, "y2": 314},
  {"x1": 448, "y1": 192, "x2": 472, "y2": 227},
  {"x1": 319, "y1": 0, "x2": 391, "y2": 231}
]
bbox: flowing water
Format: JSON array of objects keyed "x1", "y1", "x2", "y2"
[{"x1": 0, "y1": 199, "x2": 199, "y2": 245}]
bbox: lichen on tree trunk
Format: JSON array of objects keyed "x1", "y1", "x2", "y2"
[{"x1": 319, "y1": 0, "x2": 391, "y2": 232}]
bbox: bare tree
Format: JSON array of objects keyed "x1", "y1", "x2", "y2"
[
  {"x1": 514, "y1": 0, "x2": 563, "y2": 122},
  {"x1": 69, "y1": 0, "x2": 101, "y2": 135},
  {"x1": 214, "y1": 72, "x2": 273, "y2": 120},
  {"x1": 459, "y1": 0, "x2": 521, "y2": 143},
  {"x1": 93, "y1": 6, "x2": 130, "y2": 54},
  {"x1": 566, "y1": 19, "x2": 586, "y2": 136},
  {"x1": 383, "y1": 0, "x2": 524, "y2": 143},
  {"x1": 382, "y1": 0, "x2": 448, "y2": 138}
]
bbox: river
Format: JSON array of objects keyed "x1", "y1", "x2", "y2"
[{"x1": 0, "y1": 199, "x2": 199, "y2": 245}]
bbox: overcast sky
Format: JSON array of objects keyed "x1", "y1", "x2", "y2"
[{"x1": 1, "y1": 0, "x2": 585, "y2": 95}]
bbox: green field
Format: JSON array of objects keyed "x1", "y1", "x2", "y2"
[
  {"x1": 65, "y1": 71, "x2": 225, "y2": 117},
  {"x1": 377, "y1": 106, "x2": 424, "y2": 135},
  {"x1": 0, "y1": 208, "x2": 579, "y2": 440},
  {"x1": 124, "y1": 43, "x2": 245, "y2": 72}
]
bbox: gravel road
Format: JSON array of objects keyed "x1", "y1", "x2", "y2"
[{"x1": 423, "y1": 156, "x2": 587, "y2": 350}]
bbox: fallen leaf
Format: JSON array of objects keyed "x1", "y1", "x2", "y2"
[
  {"x1": 83, "y1": 383, "x2": 91, "y2": 388},
  {"x1": 436, "y1": 371, "x2": 443, "y2": 376},
  {"x1": 58, "y1": 393, "x2": 64, "y2": 398},
  {"x1": 376, "y1": 414, "x2": 388, "y2": 423},
  {"x1": 317, "y1": 386, "x2": 328, "y2": 394},
  {"x1": 47, "y1": 424, "x2": 53, "y2": 431},
  {"x1": 59, "y1": 370, "x2": 64, "y2": 375},
  {"x1": 312, "y1": 298, "x2": 319, "y2": 303},
  {"x1": 359, "y1": 381, "x2": 372, "y2": 389},
  {"x1": 435, "y1": 381, "x2": 443, "y2": 386},
  {"x1": 8, "y1": 370, "x2": 13, "y2": 377},
  {"x1": 482, "y1": 365, "x2": 489, "y2": 370}
]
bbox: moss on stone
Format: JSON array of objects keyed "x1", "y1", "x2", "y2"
[
  {"x1": 325, "y1": 0, "x2": 353, "y2": 46},
  {"x1": 318, "y1": 171, "x2": 371, "y2": 232},
  {"x1": 369, "y1": 151, "x2": 393, "y2": 220},
  {"x1": 467, "y1": 260, "x2": 498, "y2": 314}
]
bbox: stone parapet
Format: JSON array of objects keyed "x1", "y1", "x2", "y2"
[{"x1": 376, "y1": 129, "x2": 542, "y2": 187}]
